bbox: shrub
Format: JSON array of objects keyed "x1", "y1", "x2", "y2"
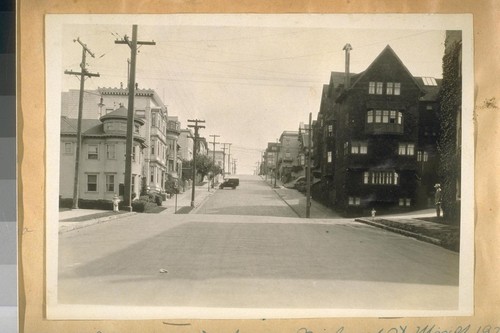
[
  {"x1": 129, "y1": 199, "x2": 158, "y2": 212},
  {"x1": 59, "y1": 198, "x2": 113, "y2": 210},
  {"x1": 59, "y1": 198, "x2": 73, "y2": 209}
]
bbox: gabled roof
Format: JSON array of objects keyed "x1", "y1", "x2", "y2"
[{"x1": 349, "y1": 45, "x2": 425, "y2": 95}]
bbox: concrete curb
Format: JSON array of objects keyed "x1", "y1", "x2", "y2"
[
  {"x1": 59, "y1": 212, "x2": 137, "y2": 234},
  {"x1": 270, "y1": 187, "x2": 302, "y2": 218},
  {"x1": 190, "y1": 188, "x2": 218, "y2": 214},
  {"x1": 354, "y1": 218, "x2": 442, "y2": 246}
]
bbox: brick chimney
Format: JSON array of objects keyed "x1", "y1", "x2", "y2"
[{"x1": 343, "y1": 43, "x2": 352, "y2": 89}]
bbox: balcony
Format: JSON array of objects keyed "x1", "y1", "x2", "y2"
[{"x1": 365, "y1": 123, "x2": 403, "y2": 135}]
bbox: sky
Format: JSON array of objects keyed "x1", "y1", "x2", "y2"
[{"x1": 57, "y1": 15, "x2": 448, "y2": 174}]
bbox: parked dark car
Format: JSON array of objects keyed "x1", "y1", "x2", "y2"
[
  {"x1": 293, "y1": 176, "x2": 307, "y2": 192},
  {"x1": 219, "y1": 178, "x2": 239, "y2": 189}
]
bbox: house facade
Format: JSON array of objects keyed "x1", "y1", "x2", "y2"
[
  {"x1": 166, "y1": 116, "x2": 182, "y2": 175},
  {"x1": 277, "y1": 131, "x2": 300, "y2": 183},
  {"x1": 61, "y1": 86, "x2": 173, "y2": 195},
  {"x1": 178, "y1": 128, "x2": 194, "y2": 161},
  {"x1": 264, "y1": 142, "x2": 279, "y2": 179},
  {"x1": 59, "y1": 106, "x2": 147, "y2": 201},
  {"x1": 314, "y1": 45, "x2": 441, "y2": 214}
]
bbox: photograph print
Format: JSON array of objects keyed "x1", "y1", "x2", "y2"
[{"x1": 45, "y1": 14, "x2": 474, "y2": 319}]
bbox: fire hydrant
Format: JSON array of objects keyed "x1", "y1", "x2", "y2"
[
  {"x1": 371, "y1": 208, "x2": 376, "y2": 218},
  {"x1": 112, "y1": 194, "x2": 120, "y2": 212}
]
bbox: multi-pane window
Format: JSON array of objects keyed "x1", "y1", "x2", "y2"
[
  {"x1": 364, "y1": 171, "x2": 399, "y2": 185},
  {"x1": 132, "y1": 146, "x2": 136, "y2": 162},
  {"x1": 386, "y1": 82, "x2": 401, "y2": 95},
  {"x1": 367, "y1": 110, "x2": 373, "y2": 123},
  {"x1": 351, "y1": 142, "x2": 368, "y2": 154},
  {"x1": 328, "y1": 125, "x2": 333, "y2": 137},
  {"x1": 369, "y1": 82, "x2": 375, "y2": 94},
  {"x1": 417, "y1": 151, "x2": 429, "y2": 162},
  {"x1": 348, "y1": 197, "x2": 361, "y2": 206},
  {"x1": 399, "y1": 198, "x2": 411, "y2": 206},
  {"x1": 367, "y1": 110, "x2": 403, "y2": 124},
  {"x1": 398, "y1": 143, "x2": 415, "y2": 156},
  {"x1": 64, "y1": 142, "x2": 73, "y2": 154},
  {"x1": 386, "y1": 82, "x2": 393, "y2": 95},
  {"x1": 382, "y1": 110, "x2": 389, "y2": 123},
  {"x1": 150, "y1": 166, "x2": 154, "y2": 182},
  {"x1": 87, "y1": 174, "x2": 98, "y2": 192},
  {"x1": 394, "y1": 82, "x2": 401, "y2": 95},
  {"x1": 106, "y1": 144, "x2": 115, "y2": 159},
  {"x1": 151, "y1": 141, "x2": 155, "y2": 155},
  {"x1": 87, "y1": 145, "x2": 98, "y2": 160},
  {"x1": 376, "y1": 82, "x2": 383, "y2": 95},
  {"x1": 106, "y1": 174, "x2": 115, "y2": 192},
  {"x1": 327, "y1": 151, "x2": 332, "y2": 163}
]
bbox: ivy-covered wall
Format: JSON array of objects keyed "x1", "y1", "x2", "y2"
[{"x1": 437, "y1": 40, "x2": 462, "y2": 223}]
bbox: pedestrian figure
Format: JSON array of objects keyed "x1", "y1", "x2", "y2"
[
  {"x1": 112, "y1": 194, "x2": 120, "y2": 213},
  {"x1": 434, "y1": 183, "x2": 442, "y2": 218}
]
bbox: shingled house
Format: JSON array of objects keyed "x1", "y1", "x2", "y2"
[{"x1": 314, "y1": 45, "x2": 441, "y2": 215}]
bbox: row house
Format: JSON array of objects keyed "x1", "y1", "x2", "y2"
[
  {"x1": 59, "y1": 107, "x2": 147, "y2": 201},
  {"x1": 314, "y1": 45, "x2": 441, "y2": 214},
  {"x1": 263, "y1": 142, "x2": 280, "y2": 177},
  {"x1": 297, "y1": 121, "x2": 315, "y2": 179},
  {"x1": 277, "y1": 131, "x2": 300, "y2": 183},
  {"x1": 178, "y1": 128, "x2": 194, "y2": 161},
  {"x1": 166, "y1": 116, "x2": 182, "y2": 176}
]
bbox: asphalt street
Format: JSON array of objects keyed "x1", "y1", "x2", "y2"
[{"x1": 56, "y1": 175, "x2": 459, "y2": 314}]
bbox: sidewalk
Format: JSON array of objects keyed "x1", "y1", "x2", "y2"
[
  {"x1": 59, "y1": 209, "x2": 136, "y2": 234},
  {"x1": 160, "y1": 182, "x2": 216, "y2": 215},
  {"x1": 262, "y1": 176, "x2": 342, "y2": 218},
  {"x1": 262, "y1": 176, "x2": 459, "y2": 251},
  {"x1": 58, "y1": 183, "x2": 216, "y2": 233}
]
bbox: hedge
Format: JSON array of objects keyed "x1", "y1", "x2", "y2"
[{"x1": 59, "y1": 197, "x2": 160, "y2": 212}]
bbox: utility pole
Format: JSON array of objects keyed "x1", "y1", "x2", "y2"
[
  {"x1": 221, "y1": 143, "x2": 230, "y2": 177},
  {"x1": 306, "y1": 112, "x2": 312, "y2": 218},
  {"x1": 232, "y1": 159, "x2": 237, "y2": 175},
  {"x1": 274, "y1": 139, "x2": 279, "y2": 188},
  {"x1": 227, "y1": 143, "x2": 232, "y2": 175},
  {"x1": 65, "y1": 38, "x2": 100, "y2": 209},
  {"x1": 209, "y1": 134, "x2": 220, "y2": 188},
  {"x1": 188, "y1": 119, "x2": 206, "y2": 207},
  {"x1": 115, "y1": 25, "x2": 155, "y2": 211}
]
